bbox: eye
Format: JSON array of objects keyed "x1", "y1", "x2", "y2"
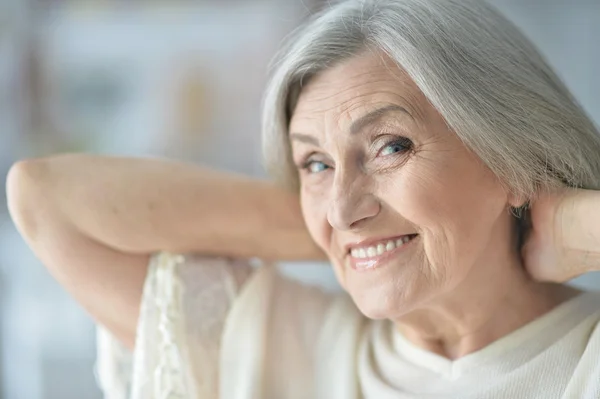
[
  {"x1": 378, "y1": 137, "x2": 413, "y2": 157},
  {"x1": 303, "y1": 160, "x2": 330, "y2": 174}
]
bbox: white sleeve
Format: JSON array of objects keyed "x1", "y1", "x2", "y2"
[{"x1": 96, "y1": 251, "x2": 253, "y2": 399}]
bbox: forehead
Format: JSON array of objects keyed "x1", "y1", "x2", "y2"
[{"x1": 289, "y1": 52, "x2": 427, "y2": 129}]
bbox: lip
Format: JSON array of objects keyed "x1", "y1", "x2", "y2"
[{"x1": 345, "y1": 234, "x2": 418, "y2": 272}]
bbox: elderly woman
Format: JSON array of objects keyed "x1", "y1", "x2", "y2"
[{"x1": 6, "y1": 0, "x2": 600, "y2": 398}]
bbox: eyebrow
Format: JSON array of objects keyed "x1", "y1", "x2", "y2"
[
  {"x1": 289, "y1": 132, "x2": 320, "y2": 146},
  {"x1": 349, "y1": 104, "x2": 411, "y2": 135},
  {"x1": 289, "y1": 104, "x2": 411, "y2": 146}
]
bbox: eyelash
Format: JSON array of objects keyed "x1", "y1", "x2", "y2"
[
  {"x1": 377, "y1": 136, "x2": 413, "y2": 157},
  {"x1": 300, "y1": 158, "x2": 330, "y2": 174},
  {"x1": 299, "y1": 136, "x2": 413, "y2": 174}
]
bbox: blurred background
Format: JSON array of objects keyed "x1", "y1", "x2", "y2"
[{"x1": 0, "y1": 0, "x2": 598, "y2": 398}]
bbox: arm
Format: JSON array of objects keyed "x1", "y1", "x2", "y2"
[
  {"x1": 557, "y1": 189, "x2": 600, "y2": 274},
  {"x1": 6, "y1": 153, "x2": 322, "y2": 348},
  {"x1": 523, "y1": 188, "x2": 600, "y2": 282}
]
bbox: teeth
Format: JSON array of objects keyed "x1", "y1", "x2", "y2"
[{"x1": 350, "y1": 236, "x2": 415, "y2": 259}]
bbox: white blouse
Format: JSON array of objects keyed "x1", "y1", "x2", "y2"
[{"x1": 95, "y1": 252, "x2": 600, "y2": 399}]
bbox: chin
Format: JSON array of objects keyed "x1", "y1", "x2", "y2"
[
  {"x1": 333, "y1": 258, "x2": 420, "y2": 321},
  {"x1": 353, "y1": 301, "x2": 393, "y2": 320},
  {"x1": 346, "y1": 281, "x2": 414, "y2": 321}
]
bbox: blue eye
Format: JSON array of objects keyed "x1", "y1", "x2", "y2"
[
  {"x1": 379, "y1": 138, "x2": 412, "y2": 156},
  {"x1": 305, "y1": 161, "x2": 329, "y2": 174}
]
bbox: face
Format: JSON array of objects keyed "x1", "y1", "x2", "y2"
[{"x1": 289, "y1": 52, "x2": 522, "y2": 320}]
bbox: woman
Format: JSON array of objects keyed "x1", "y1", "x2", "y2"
[{"x1": 6, "y1": 0, "x2": 600, "y2": 398}]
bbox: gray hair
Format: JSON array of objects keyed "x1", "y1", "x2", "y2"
[{"x1": 261, "y1": 0, "x2": 600, "y2": 199}]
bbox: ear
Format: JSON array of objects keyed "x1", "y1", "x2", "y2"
[{"x1": 507, "y1": 192, "x2": 528, "y2": 209}]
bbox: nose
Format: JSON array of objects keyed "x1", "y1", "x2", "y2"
[{"x1": 327, "y1": 172, "x2": 381, "y2": 231}]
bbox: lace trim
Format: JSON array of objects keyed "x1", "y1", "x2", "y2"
[
  {"x1": 153, "y1": 252, "x2": 188, "y2": 399},
  {"x1": 100, "y1": 253, "x2": 254, "y2": 399}
]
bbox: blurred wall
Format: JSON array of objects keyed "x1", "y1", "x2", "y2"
[{"x1": 0, "y1": 1, "x2": 598, "y2": 398}]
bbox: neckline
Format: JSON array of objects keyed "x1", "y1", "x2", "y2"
[{"x1": 390, "y1": 291, "x2": 600, "y2": 379}]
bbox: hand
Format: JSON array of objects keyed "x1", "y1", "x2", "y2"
[{"x1": 521, "y1": 190, "x2": 576, "y2": 283}]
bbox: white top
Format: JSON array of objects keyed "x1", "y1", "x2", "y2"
[{"x1": 95, "y1": 252, "x2": 600, "y2": 399}]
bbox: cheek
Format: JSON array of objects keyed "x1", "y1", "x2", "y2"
[
  {"x1": 300, "y1": 187, "x2": 331, "y2": 252},
  {"x1": 383, "y1": 174, "x2": 459, "y2": 270},
  {"x1": 383, "y1": 158, "x2": 504, "y2": 273}
]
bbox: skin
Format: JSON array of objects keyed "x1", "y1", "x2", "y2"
[
  {"x1": 289, "y1": 50, "x2": 579, "y2": 359},
  {"x1": 524, "y1": 189, "x2": 600, "y2": 282}
]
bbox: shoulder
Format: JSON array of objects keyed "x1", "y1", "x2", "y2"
[
  {"x1": 235, "y1": 261, "x2": 352, "y2": 331},
  {"x1": 560, "y1": 291, "x2": 600, "y2": 398},
  {"x1": 223, "y1": 260, "x2": 366, "y2": 352},
  {"x1": 219, "y1": 261, "x2": 365, "y2": 397}
]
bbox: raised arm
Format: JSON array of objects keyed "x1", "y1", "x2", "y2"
[
  {"x1": 523, "y1": 189, "x2": 600, "y2": 282},
  {"x1": 557, "y1": 189, "x2": 600, "y2": 274},
  {"x1": 6, "y1": 153, "x2": 321, "y2": 348}
]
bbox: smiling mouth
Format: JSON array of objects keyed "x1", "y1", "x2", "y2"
[
  {"x1": 348, "y1": 234, "x2": 418, "y2": 259},
  {"x1": 346, "y1": 234, "x2": 418, "y2": 271}
]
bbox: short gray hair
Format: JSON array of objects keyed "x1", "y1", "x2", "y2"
[{"x1": 261, "y1": 0, "x2": 600, "y2": 199}]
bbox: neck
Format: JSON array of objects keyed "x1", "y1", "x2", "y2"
[{"x1": 395, "y1": 235, "x2": 579, "y2": 360}]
